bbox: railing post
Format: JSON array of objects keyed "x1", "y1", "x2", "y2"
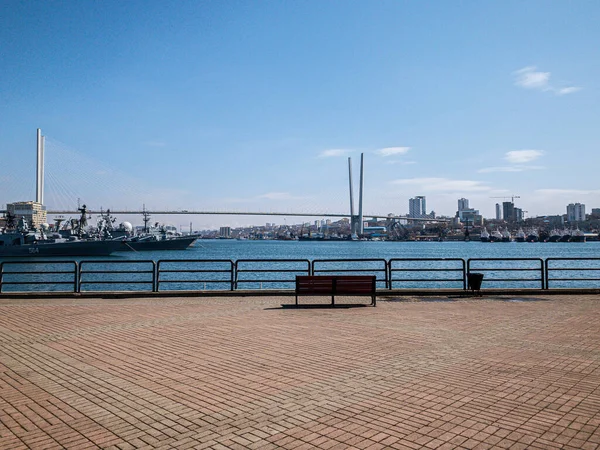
[
  {"x1": 539, "y1": 258, "x2": 544, "y2": 290},
  {"x1": 545, "y1": 259, "x2": 550, "y2": 290},
  {"x1": 76, "y1": 261, "x2": 81, "y2": 293},
  {"x1": 0, "y1": 262, "x2": 4, "y2": 294},
  {"x1": 462, "y1": 259, "x2": 467, "y2": 290},
  {"x1": 153, "y1": 261, "x2": 158, "y2": 293},
  {"x1": 233, "y1": 260, "x2": 238, "y2": 290},
  {"x1": 388, "y1": 260, "x2": 392, "y2": 290}
]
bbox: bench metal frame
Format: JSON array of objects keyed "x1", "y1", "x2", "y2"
[{"x1": 295, "y1": 275, "x2": 377, "y2": 306}]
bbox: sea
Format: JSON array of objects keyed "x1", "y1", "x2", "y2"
[
  {"x1": 115, "y1": 238, "x2": 600, "y2": 262},
  {"x1": 2, "y1": 240, "x2": 600, "y2": 292}
]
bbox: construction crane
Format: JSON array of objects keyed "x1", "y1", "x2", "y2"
[{"x1": 490, "y1": 195, "x2": 520, "y2": 203}]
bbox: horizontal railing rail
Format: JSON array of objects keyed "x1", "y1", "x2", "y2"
[
  {"x1": 467, "y1": 258, "x2": 545, "y2": 290},
  {"x1": 3, "y1": 257, "x2": 600, "y2": 293},
  {"x1": 0, "y1": 261, "x2": 78, "y2": 293},
  {"x1": 546, "y1": 258, "x2": 600, "y2": 289},
  {"x1": 388, "y1": 258, "x2": 466, "y2": 290},
  {"x1": 234, "y1": 259, "x2": 311, "y2": 290},
  {"x1": 157, "y1": 259, "x2": 234, "y2": 291},
  {"x1": 79, "y1": 260, "x2": 156, "y2": 293},
  {"x1": 312, "y1": 259, "x2": 389, "y2": 289}
]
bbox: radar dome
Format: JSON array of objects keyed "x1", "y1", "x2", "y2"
[
  {"x1": 120, "y1": 222, "x2": 133, "y2": 232},
  {"x1": 41, "y1": 223, "x2": 50, "y2": 231}
]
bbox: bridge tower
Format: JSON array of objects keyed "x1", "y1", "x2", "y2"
[
  {"x1": 36, "y1": 128, "x2": 45, "y2": 205},
  {"x1": 348, "y1": 153, "x2": 365, "y2": 235}
]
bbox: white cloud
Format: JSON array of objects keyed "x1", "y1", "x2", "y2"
[
  {"x1": 386, "y1": 160, "x2": 417, "y2": 165},
  {"x1": 318, "y1": 149, "x2": 352, "y2": 158},
  {"x1": 556, "y1": 86, "x2": 582, "y2": 95},
  {"x1": 513, "y1": 66, "x2": 581, "y2": 95},
  {"x1": 504, "y1": 150, "x2": 544, "y2": 164},
  {"x1": 376, "y1": 146, "x2": 410, "y2": 157},
  {"x1": 391, "y1": 177, "x2": 492, "y2": 192},
  {"x1": 478, "y1": 165, "x2": 545, "y2": 174},
  {"x1": 257, "y1": 192, "x2": 295, "y2": 200}
]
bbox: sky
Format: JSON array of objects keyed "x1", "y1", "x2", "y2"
[{"x1": 1, "y1": 1, "x2": 599, "y2": 229}]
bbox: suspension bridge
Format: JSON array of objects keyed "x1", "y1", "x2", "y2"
[{"x1": 2, "y1": 129, "x2": 449, "y2": 227}]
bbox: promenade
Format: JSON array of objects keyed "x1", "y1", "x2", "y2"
[{"x1": 0, "y1": 295, "x2": 599, "y2": 449}]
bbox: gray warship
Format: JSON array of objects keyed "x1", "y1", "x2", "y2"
[
  {"x1": 0, "y1": 208, "x2": 124, "y2": 258},
  {"x1": 96, "y1": 208, "x2": 198, "y2": 251}
]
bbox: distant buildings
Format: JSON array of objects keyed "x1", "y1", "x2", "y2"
[
  {"x1": 7, "y1": 201, "x2": 47, "y2": 229},
  {"x1": 567, "y1": 203, "x2": 585, "y2": 222},
  {"x1": 219, "y1": 226, "x2": 231, "y2": 238},
  {"x1": 409, "y1": 196, "x2": 427, "y2": 218},
  {"x1": 456, "y1": 198, "x2": 482, "y2": 225},
  {"x1": 495, "y1": 203, "x2": 501, "y2": 220}
]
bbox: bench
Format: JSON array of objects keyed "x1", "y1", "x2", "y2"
[{"x1": 295, "y1": 275, "x2": 377, "y2": 306}]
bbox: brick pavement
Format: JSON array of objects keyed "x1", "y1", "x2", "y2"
[{"x1": 0, "y1": 294, "x2": 599, "y2": 449}]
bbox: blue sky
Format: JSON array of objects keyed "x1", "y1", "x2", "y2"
[{"x1": 1, "y1": 1, "x2": 599, "y2": 228}]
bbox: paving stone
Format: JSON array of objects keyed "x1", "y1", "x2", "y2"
[{"x1": 0, "y1": 295, "x2": 599, "y2": 449}]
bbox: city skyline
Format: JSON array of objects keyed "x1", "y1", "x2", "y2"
[{"x1": 1, "y1": 2, "x2": 599, "y2": 227}]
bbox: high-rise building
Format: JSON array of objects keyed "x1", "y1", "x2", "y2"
[
  {"x1": 502, "y1": 202, "x2": 515, "y2": 222},
  {"x1": 495, "y1": 203, "x2": 501, "y2": 220},
  {"x1": 409, "y1": 196, "x2": 426, "y2": 218},
  {"x1": 458, "y1": 198, "x2": 469, "y2": 212},
  {"x1": 219, "y1": 226, "x2": 231, "y2": 238},
  {"x1": 567, "y1": 203, "x2": 586, "y2": 222},
  {"x1": 7, "y1": 201, "x2": 47, "y2": 229}
]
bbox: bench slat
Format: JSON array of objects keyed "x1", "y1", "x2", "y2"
[{"x1": 295, "y1": 275, "x2": 376, "y2": 306}]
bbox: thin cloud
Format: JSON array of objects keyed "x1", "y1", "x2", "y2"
[
  {"x1": 386, "y1": 160, "x2": 417, "y2": 165},
  {"x1": 513, "y1": 66, "x2": 581, "y2": 95},
  {"x1": 504, "y1": 150, "x2": 544, "y2": 164},
  {"x1": 376, "y1": 146, "x2": 410, "y2": 157},
  {"x1": 391, "y1": 177, "x2": 492, "y2": 192},
  {"x1": 257, "y1": 192, "x2": 296, "y2": 200},
  {"x1": 478, "y1": 165, "x2": 545, "y2": 174},
  {"x1": 318, "y1": 149, "x2": 352, "y2": 158},
  {"x1": 536, "y1": 189, "x2": 600, "y2": 196}
]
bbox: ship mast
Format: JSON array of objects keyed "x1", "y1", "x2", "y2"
[{"x1": 142, "y1": 205, "x2": 151, "y2": 233}]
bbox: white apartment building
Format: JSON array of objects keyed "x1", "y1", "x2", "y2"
[{"x1": 567, "y1": 203, "x2": 586, "y2": 222}]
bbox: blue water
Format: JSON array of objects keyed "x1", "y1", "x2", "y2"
[
  {"x1": 119, "y1": 239, "x2": 600, "y2": 261},
  {"x1": 2, "y1": 240, "x2": 600, "y2": 293}
]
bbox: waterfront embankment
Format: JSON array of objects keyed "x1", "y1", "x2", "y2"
[{"x1": 0, "y1": 294, "x2": 599, "y2": 449}]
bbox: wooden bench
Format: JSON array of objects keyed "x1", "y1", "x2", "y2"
[{"x1": 295, "y1": 275, "x2": 377, "y2": 306}]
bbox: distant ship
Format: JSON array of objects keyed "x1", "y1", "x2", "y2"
[
  {"x1": 0, "y1": 213, "x2": 123, "y2": 257},
  {"x1": 569, "y1": 228, "x2": 586, "y2": 243},
  {"x1": 548, "y1": 229, "x2": 561, "y2": 242},
  {"x1": 490, "y1": 229, "x2": 503, "y2": 242},
  {"x1": 480, "y1": 227, "x2": 490, "y2": 243},
  {"x1": 527, "y1": 229, "x2": 539, "y2": 243},
  {"x1": 559, "y1": 229, "x2": 571, "y2": 242},
  {"x1": 501, "y1": 228, "x2": 511, "y2": 242},
  {"x1": 97, "y1": 209, "x2": 198, "y2": 251},
  {"x1": 514, "y1": 228, "x2": 526, "y2": 242}
]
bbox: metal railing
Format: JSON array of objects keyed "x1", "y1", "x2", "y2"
[
  {"x1": 0, "y1": 261, "x2": 78, "y2": 293},
  {"x1": 546, "y1": 258, "x2": 600, "y2": 289},
  {"x1": 234, "y1": 259, "x2": 310, "y2": 290},
  {"x1": 467, "y1": 258, "x2": 545, "y2": 290},
  {"x1": 312, "y1": 259, "x2": 389, "y2": 288},
  {"x1": 157, "y1": 259, "x2": 234, "y2": 291},
  {"x1": 2, "y1": 257, "x2": 600, "y2": 294},
  {"x1": 79, "y1": 260, "x2": 156, "y2": 293},
  {"x1": 389, "y1": 258, "x2": 466, "y2": 290}
]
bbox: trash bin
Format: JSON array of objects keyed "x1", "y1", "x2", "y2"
[{"x1": 467, "y1": 272, "x2": 484, "y2": 294}]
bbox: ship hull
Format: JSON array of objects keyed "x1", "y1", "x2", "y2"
[
  {"x1": 0, "y1": 240, "x2": 124, "y2": 257},
  {"x1": 116, "y1": 236, "x2": 198, "y2": 251}
]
